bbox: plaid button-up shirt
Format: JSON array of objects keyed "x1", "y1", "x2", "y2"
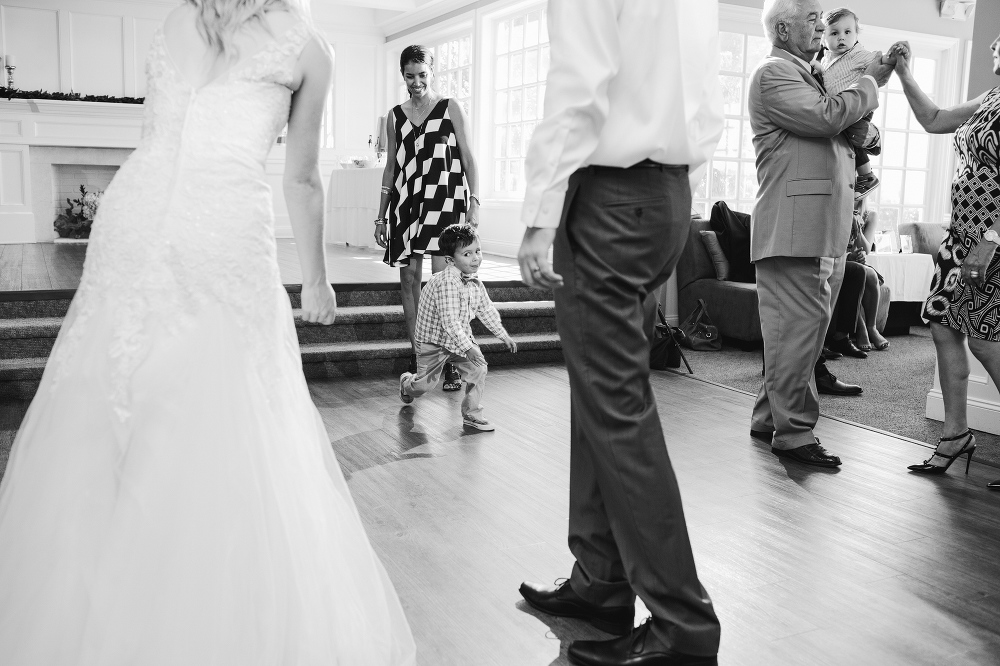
[
  {"x1": 820, "y1": 43, "x2": 878, "y2": 95},
  {"x1": 414, "y1": 265, "x2": 510, "y2": 355}
]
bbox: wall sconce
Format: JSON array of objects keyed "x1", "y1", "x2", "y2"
[
  {"x1": 3, "y1": 54, "x2": 16, "y2": 88},
  {"x1": 939, "y1": 0, "x2": 976, "y2": 21}
]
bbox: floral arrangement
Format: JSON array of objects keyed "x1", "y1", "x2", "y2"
[{"x1": 54, "y1": 185, "x2": 104, "y2": 239}]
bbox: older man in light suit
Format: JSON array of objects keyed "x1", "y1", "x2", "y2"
[{"x1": 748, "y1": 0, "x2": 893, "y2": 467}]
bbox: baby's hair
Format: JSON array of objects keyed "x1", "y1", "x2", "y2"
[
  {"x1": 400, "y1": 45, "x2": 433, "y2": 72},
  {"x1": 824, "y1": 8, "x2": 860, "y2": 30},
  {"x1": 439, "y1": 224, "x2": 478, "y2": 258}
]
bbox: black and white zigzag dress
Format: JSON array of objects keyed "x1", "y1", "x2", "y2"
[
  {"x1": 384, "y1": 98, "x2": 468, "y2": 267},
  {"x1": 923, "y1": 86, "x2": 1000, "y2": 340}
]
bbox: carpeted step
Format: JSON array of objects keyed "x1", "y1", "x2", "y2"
[
  {"x1": 292, "y1": 300, "x2": 556, "y2": 344},
  {"x1": 299, "y1": 333, "x2": 563, "y2": 380},
  {"x1": 0, "y1": 333, "x2": 563, "y2": 400},
  {"x1": 0, "y1": 281, "x2": 553, "y2": 319},
  {"x1": 0, "y1": 301, "x2": 558, "y2": 360}
]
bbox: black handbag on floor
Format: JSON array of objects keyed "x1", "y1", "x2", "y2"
[
  {"x1": 650, "y1": 306, "x2": 692, "y2": 373},
  {"x1": 678, "y1": 299, "x2": 722, "y2": 351}
]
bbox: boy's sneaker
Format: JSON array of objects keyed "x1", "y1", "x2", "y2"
[
  {"x1": 399, "y1": 373, "x2": 414, "y2": 404},
  {"x1": 463, "y1": 416, "x2": 495, "y2": 431},
  {"x1": 855, "y1": 173, "x2": 879, "y2": 200}
]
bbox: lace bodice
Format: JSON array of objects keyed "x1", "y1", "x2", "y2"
[{"x1": 49, "y1": 21, "x2": 316, "y2": 420}]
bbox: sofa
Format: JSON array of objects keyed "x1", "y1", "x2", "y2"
[
  {"x1": 676, "y1": 216, "x2": 895, "y2": 344},
  {"x1": 676, "y1": 218, "x2": 762, "y2": 343}
]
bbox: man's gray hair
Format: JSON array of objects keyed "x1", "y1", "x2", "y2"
[{"x1": 762, "y1": 0, "x2": 801, "y2": 43}]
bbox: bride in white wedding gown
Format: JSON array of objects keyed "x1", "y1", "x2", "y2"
[{"x1": 0, "y1": 2, "x2": 415, "y2": 664}]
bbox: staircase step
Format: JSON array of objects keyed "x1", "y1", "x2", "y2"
[
  {"x1": 0, "y1": 333, "x2": 563, "y2": 400},
  {"x1": 0, "y1": 301, "x2": 557, "y2": 359}
]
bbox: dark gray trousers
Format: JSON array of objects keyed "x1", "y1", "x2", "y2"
[{"x1": 554, "y1": 164, "x2": 721, "y2": 656}]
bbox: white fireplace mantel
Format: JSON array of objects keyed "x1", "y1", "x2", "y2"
[
  {"x1": 0, "y1": 99, "x2": 145, "y2": 149},
  {"x1": 0, "y1": 100, "x2": 144, "y2": 243}
]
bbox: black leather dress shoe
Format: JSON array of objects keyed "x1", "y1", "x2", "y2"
[
  {"x1": 750, "y1": 429, "x2": 773, "y2": 442},
  {"x1": 519, "y1": 580, "x2": 634, "y2": 635},
  {"x1": 828, "y1": 337, "x2": 868, "y2": 359},
  {"x1": 816, "y1": 372, "x2": 862, "y2": 396},
  {"x1": 568, "y1": 620, "x2": 717, "y2": 666},
  {"x1": 772, "y1": 440, "x2": 842, "y2": 467},
  {"x1": 988, "y1": 479, "x2": 1000, "y2": 490},
  {"x1": 821, "y1": 346, "x2": 843, "y2": 360}
]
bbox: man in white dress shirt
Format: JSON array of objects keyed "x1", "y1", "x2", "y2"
[{"x1": 516, "y1": 2, "x2": 723, "y2": 664}]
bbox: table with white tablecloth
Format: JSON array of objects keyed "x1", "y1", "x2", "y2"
[
  {"x1": 864, "y1": 252, "x2": 935, "y2": 302},
  {"x1": 326, "y1": 167, "x2": 384, "y2": 248}
]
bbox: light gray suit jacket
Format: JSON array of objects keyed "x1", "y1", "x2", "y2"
[{"x1": 748, "y1": 47, "x2": 879, "y2": 262}]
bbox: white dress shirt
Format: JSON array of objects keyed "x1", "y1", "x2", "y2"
[{"x1": 520, "y1": 0, "x2": 724, "y2": 228}]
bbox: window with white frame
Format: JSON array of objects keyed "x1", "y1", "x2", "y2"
[
  {"x1": 867, "y1": 58, "x2": 938, "y2": 230},
  {"x1": 694, "y1": 27, "x2": 946, "y2": 233},
  {"x1": 692, "y1": 31, "x2": 773, "y2": 218},
  {"x1": 396, "y1": 32, "x2": 474, "y2": 118},
  {"x1": 490, "y1": 5, "x2": 550, "y2": 196}
]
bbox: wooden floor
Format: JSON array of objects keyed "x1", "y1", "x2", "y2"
[
  {"x1": 0, "y1": 241, "x2": 521, "y2": 291},
  {"x1": 1, "y1": 364, "x2": 998, "y2": 663},
  {"x1": 301, "y1": 365, "x2": 1000, "y2": 666}
]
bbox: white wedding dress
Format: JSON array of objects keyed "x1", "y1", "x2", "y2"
[{"x1": 0, "y1": 20, "x2": 415, "y2": 666}]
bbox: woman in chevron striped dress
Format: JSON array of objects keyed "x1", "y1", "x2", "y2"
[{"x1": 375, "y1": 45, "x2": 481, "y2": 391}]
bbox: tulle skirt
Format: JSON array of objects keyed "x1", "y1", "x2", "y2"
[{"x1": 0, "y1": 289, "x2": 415, "y2": 665}]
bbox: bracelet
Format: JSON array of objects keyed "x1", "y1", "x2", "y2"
[
  {"x1": 380, "y1": 186, "x2": 391, "y2": 195},
  {"x1": 374, "y1": 217, "x2": 387, "y2": 225},
  {"x1": 469, "y1": 194, "x2": 481, "y2": 206}
]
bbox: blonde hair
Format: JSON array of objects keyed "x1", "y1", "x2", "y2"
[{"x1": 186, "y1": 0, "x2": 310, "y2": 56}]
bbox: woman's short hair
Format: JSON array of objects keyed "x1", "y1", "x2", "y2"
[
  {"x1": 400, "y1": 45, "x2": 434, "y2": 72},
  {"x1": 439, "y1": 224, "x2": 478, "y2": 257},
  {"x1": 761, "y1": 0, "x2": 801, "y2": 43},
  {"x1": 824, "y1": 8, "x2": 860, "y2": 30}
]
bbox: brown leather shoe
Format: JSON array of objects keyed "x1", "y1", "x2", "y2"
[
  {"x1": 568, "y1": 620, "x2": 717, "y2": 666},
  {"x1": 519, "y1": 579, "x2": 634, "y2": 635},
  {"x1": 772, "y1": 440, "x2": 842, "y2": 467}
]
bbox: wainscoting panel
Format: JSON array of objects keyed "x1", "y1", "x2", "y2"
[
  {"x1": 0, "y1": 147, "x2": 25, "y2": 206},
  {"x1": 132, "y1": 18, "x2": 160, "y2": 98},
  {"x1": 0, "y1": 5, "x2": 60, "y2": 93},
  {"x1": 69, "y1": 12, "x2": 124, "y2": 97},
  {"x1": 927, "y1": 355, "x2": 1000, "y2": 434}
]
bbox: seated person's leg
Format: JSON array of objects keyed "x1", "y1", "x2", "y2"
[
  {"x1": 860, "y1": 265, "x2": 889, "y2": 350},
  {"x1": 826, "y1": 260, "x2": 867, "y2": 358}
]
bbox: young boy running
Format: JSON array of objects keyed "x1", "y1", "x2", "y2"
[{"x1": 399, "y1": 224, "x2": 517, "y2": 431}]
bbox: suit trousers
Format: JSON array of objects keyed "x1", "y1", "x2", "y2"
[
  {"x1": 554, "y1": 164, "x2": 721, "y2": 656},
  {"x1": 752, "y1": 255, "x2": 846, "y2": 449}
]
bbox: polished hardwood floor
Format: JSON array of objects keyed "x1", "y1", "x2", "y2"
[
  {"x1": 1, "y1": 363, "x2": 999, "y2": 663},
  {"x1": 0, "y1": 240, "x2": 521, "y2": 292},
  {"x1": 305, "y1": 365, "x2": 1000, "y2": 666}
]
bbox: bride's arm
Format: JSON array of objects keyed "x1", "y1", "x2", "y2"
[{"x1": 285, "y1": 36, "x2": 336, "y2": 325}]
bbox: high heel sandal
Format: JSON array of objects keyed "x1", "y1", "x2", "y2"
[{"x1": 907, "y1": 429, "x2": 976, "y2": 475}]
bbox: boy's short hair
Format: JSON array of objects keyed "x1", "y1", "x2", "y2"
[
  {"x1": 439, "y1": 224, "x2": 478, "y2": 258},
  {"x1": 824, "y1": 7, "x2": 860, "y2": 29}
]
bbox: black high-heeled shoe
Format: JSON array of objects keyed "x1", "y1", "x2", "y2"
[{"x1": 907, "y1": 429, "x2": 976, "y2": 475}]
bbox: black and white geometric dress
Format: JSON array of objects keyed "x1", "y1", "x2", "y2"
[
  {"x1": 923, "y1": 86, "x2": 1000, "y2": 340},
  {"x1": 383, "y1": 98, "x2": 468, "y2": 267}
]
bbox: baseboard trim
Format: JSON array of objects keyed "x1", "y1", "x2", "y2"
[{"x1": 926, "y1": 388, "x2": 1000, "y2": 435}]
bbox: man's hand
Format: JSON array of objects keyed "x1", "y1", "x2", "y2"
[
  {"x1": 518, "y1": 227, "x2": 563, "y2": 289},
  {"x1": 502, "y1": 337, "x2": 518, "y2": 353},
  {"x1": 863, "y1": 52, "x2": 894, "y2": 87},
  {"x1": 465, "y1": 345, "x2": 488, "y2": 367}
]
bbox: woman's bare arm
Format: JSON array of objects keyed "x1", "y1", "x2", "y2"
[{"x1": 284, "y1": 35, "x2": 336, "y2": 324}]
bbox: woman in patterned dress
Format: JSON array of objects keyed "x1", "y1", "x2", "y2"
[
  {"x1": 375, "y1": 45, "x2": 480, "y2": 391},
  {"x1": 892, "y1": 36, "x2": 1000, "y2": 487}
]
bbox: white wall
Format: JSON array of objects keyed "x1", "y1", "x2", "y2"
[{"x1": 0, "y1": 0, "x2": 393, "y2": 242}]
